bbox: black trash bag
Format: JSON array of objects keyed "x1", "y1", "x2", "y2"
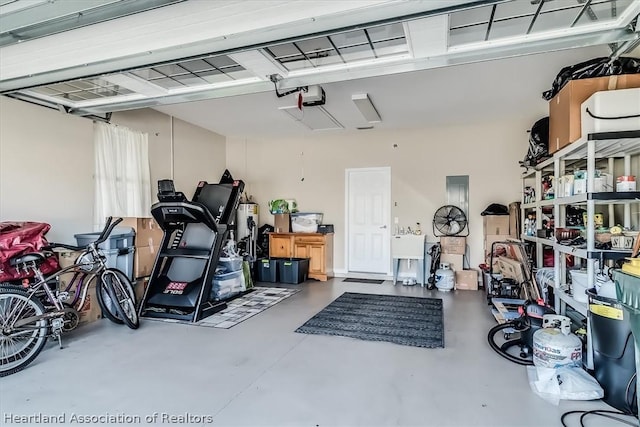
[
  {"x1": 521, "y1": 117, "x2": 549, "y2": 168},
  {"x1": 481, "y1": 204, "x2": 509, "y2": 216},
  {"x1": 542, "y1": 56, "x2": 640, "y2": 100}
]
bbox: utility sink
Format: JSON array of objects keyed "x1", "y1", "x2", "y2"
[
  {"x1": 392, "y1": 234, "x2": 425, "y2": 259},
  {"x1": 392, "y1": 235, "x2": 425, "y2": 286}
]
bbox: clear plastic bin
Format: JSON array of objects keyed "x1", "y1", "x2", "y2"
[
  {"x1": 216, "y1": 256, "x2": 243, "y2": 274},
  {"x1": 211, "y1": 270, "x2": 245, "y2": 301}
]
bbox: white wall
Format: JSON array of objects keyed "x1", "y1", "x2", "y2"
[
  {"x1": 0, "y1": 97, "x2": 226, "y2": 244},
  {"x1": 110, "y1": 110, "x2": 227, "y2": 199},
  {"x1": 227, "y1": 117, "x2": 532, "y2": 273},
  {"x1": 0, "y1": 96, "x2": 94, "y2": 243}
]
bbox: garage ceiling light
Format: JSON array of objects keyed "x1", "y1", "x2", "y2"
[
  {"x1": 352, "y1": 93, "x2": 381, "y2": 123},
  {"x1": 279, "y1": 105, "x2": 343, "y2": 131}
]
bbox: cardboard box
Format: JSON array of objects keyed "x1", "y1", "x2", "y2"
[
  {"x1": 119, "y1": 217, "x2": 163, "y2": 248},
  {"x1": 508, "y1": 202, "x2": 520, "y2": 239},
  {"x1": 440, "y1": 253, "x2": 463, "y2": 272},
  {"x1": 54, "y1": 249, "x2": 83, "y2": 288},
  {"x1": 557, "y1": 174, "x2": 575, "y2": 198},
  {"x1": 134, "y1": 278, "x2": 149, "y2": 302},
  {"x1": 549, "y1": 74, "x2": 640, "y2": 153},
  {"x1": 483, "y1": 215, "x2": 510, "y2": 236},
  {"x1": 77, "y1": 286, "x2": 101, "y2": 326},
  {"x1": 134, "y1": 245, "x2": 157, "y2": 278},
  {"x1": 496, "y1": 256, "x2": 525, "y2": 284},
  {"x1": 440, "y1": 236, "x2": 466, "y2": 255},
  {"x1": 455, "y1": 269, "x2": 479, "y2": 291},
  {"x1": 573, "y1": 173, "x2": 613, "y2": 194},
  {"x1": 484, "y1": 234, "x2": 511, "y2": 265},
  {"x1": 274, "y1": 213, "x2": 290, "y2": 233}
]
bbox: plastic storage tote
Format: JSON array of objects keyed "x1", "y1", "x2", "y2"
[
  {"x1": 291, "y1": 213, "x2": 323, "y2": 233},
  {"x1": 211, "y1": 270, "x2": 245, "y2": 301},
  {"x1": 257, "y1": 258, "x2": 278, "y2": 282},
  {"x1": 75, "y1": 227, "x2": 135, "y2": 281},
  {"x1": 74, "y1": 227, "x2": 135, "y2": 250},
  {"x1": 216, "y1": 256, "x2": 243, "y2": 274},
  {"x1": 278, "y1": 258, "x2": 309, "y2": 284},
  {"x1": 103, "y1": 248, "x2": 135, "y2": 281}
]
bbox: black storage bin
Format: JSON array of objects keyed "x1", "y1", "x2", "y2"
[
  {"x1": 257, "y1": 258, "x2": 278, "y2": 283},
  {"x1": 588, "y1": 289, "x2": 637, "y2": 414},
  {"x1": 278, "y1": 258, "x2": 309, "y2": 284}
]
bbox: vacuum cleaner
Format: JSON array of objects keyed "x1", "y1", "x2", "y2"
[{"x1": 488, "y1": 300, "x2": 556, "y2": 365}]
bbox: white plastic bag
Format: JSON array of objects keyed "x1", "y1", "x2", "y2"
[{"x1": 527, "y1": 366, "x2": 604, "y2": 406}]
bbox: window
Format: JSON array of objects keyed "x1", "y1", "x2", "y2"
[{"x1": 94, "y1": 122, "x2": 151, "y2": 228}]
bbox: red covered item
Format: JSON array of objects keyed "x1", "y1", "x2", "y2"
[{"x1": 0, "y1": 222, "x2": 60, "y2": 282}]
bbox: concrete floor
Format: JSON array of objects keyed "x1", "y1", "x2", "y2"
[{"x1": 0, "y1": 279, "x2": 627, "y2": 427}]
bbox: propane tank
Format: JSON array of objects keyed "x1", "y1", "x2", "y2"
[
  {"x1": 435, "y1": 262, "x2": 455, "y2": 292},
  {"x1": 533, "y1": 315, "x2": 582, "y2": 368}
]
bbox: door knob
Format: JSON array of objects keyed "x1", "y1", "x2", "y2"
[{"x1": 380, "y1": 225, "x2": 387, "y2": 229}]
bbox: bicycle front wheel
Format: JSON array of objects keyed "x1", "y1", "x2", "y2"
[
  {"x1": 99, "y1": 269, "x2": 139, "y2": 329},
  {"x1": 96, "y1": 273, "x2": 125, "y2": 325},
  {"x1": 0, "y1": 288, "x2": 49, "y2": 377}
]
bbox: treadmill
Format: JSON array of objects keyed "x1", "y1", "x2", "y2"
[{"x1": 139, "y1": 170, "x2": 245, "y2": 322}]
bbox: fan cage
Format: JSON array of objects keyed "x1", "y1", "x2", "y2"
[{"x1": 432, "y1": 205, "x2": 468, "y2": 237}]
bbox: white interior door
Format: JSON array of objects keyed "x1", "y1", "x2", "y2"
[{"x1": 346, "y1": 167, "x2": 391, "y2": 274}]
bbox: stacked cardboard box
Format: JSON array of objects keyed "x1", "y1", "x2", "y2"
[
  {"x1": 55, "y1": 248, "x2": 101, "y2": 325},
  {"x1": 440, "y1": 236, "x2": 465, "y2": 274},
  {"x1": 119, "y1": 217, "x2": 163, "y2": 279},
  {"x1": 274, "y1": 213, "x2": 290, "y2": 233},
  {"x1": 549, "y1": 74, "x2": 640, "y2": 154},
  {"x1": 135, "y1": 277, "x2": 150, "y2": 302},
  {"x1": 483, "y1": 215, "x2": 510, "y2": 265},
  {"x1": 77, "y1": 286, "x2": 102, "y2": 325}
]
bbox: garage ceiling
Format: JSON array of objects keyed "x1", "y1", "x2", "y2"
[{"x1": 0, "y1": 0, "x2": 638, "y2": 137}]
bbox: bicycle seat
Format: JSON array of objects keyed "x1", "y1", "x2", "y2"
[{"x1": 10, "y1": 252, "x2": 47, "y2": 267}]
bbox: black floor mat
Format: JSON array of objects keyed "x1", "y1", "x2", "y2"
[
  {"x1": 295, "y1": 292, "x2": 444, "y2": 348},
  {"x1": 342, "y1": 278, "x2": 385, "y2": 284}
]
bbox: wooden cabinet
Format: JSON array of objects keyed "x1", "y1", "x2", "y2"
[
  {"x1": 269, "y1": 233, "x2": 333, "y2": 281},
  {"x1": 270, "y1": 234, "x2": 292, "y2": 258}
]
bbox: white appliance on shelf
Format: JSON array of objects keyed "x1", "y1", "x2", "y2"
[{"x1": 581, "y1": 88, "x2": 640, "y2": 135}]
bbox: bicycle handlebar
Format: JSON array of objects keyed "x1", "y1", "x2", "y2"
[
  {"x1": 43, "y1": 217, "x2": 124, "y2": 254},
  {"x1": 94, "y1": 216, "x2": 123, "y2": 246},
  {"x1": 42, "y1": 243, "x2": 85, "y2": 252}
]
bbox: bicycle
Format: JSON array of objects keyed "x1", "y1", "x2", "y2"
[{"x1": 0, "y1": 217, "x2": 138, "y2": 377}]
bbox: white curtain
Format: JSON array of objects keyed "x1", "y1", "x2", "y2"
[{"x1": 94, "y1": 122, "x2": 151, "y2": 230}]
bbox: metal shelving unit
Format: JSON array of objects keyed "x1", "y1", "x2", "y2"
[
  {"x1": 521, "y1": 130, "x2": 640, "y2": 319},
  {"x1": 554, "y1": 130, "x2": 640, "y2": 300}
]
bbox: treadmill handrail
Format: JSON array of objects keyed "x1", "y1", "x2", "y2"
[{"x1": 151, "y1": 201, "x2": 218, "y2": 232}]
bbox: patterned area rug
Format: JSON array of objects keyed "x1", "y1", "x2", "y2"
[
  {"x1": 147, "y1": 287, "x2": 299, "y2": 329},
  {"x1": 295, "y1": 292, "x2": 444, "y2": 348}
]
